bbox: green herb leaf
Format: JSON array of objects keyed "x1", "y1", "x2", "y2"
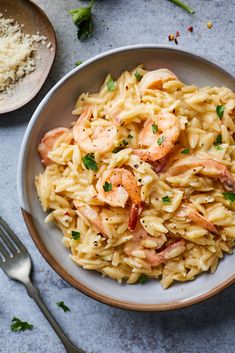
[
  {"x1": 181, "y1": 148, "x2": 190, "y2": 154},
  {"x1": 223, "y1": 192, "x2": 235, "y2": 202},
  {"x1": 75, "y1": 60, "x2": 83, "y2": 67},
  {"x1": 162, "y1": 196, "x2": 171, "y2": 204},
  {"x1": 151, "y1": 123, "x2": 158, "y2": 134},
  {"x1": 69, "y1": 0, "x2": 96, "y2": 41},
  {"x1": 56, "y1": 301, "x2": 70, "y2": 313},
  {"x1": 103, "y1": 181, "x2": 112, "y2": 192},
  {"x1": 82, "y1": 153, "x2": 98, "y2": 171},
  {"x1": 138, "y1": 274, "x2": 147, "y2": 284},
  {"x1": 216, "y1": 105, "x2": 225, "y2": 119},
  {"x1": 11, "y1": 317, "x2": 33, "y2": 332},
  {"x1": 135, "y1": 71, "x2": 143, "y2": 81},
  {"x1": 213, "y1": 134, "x2": 222, "y2": 146},
  {"x1": 157, "y1": 135, "x2": 166, "y2": 145},
  {"x1": 214, "y1": 145, "x2": 223, "y2": 151},
  {"x1": 128, "y1": 134, "x2": 133, "y2": 139},
  {"x1": 107, "y1": 77, "x2": 116, "y2": 92},
  {"x1": 169, "y1": 0, "x2": 195, "y2": 14},
  {"x1": 71, "y1": 230, "x2": 80, "y2": 240},
  {"x1": 122, "y1": 139, "x2": 128, "y2": 146}
]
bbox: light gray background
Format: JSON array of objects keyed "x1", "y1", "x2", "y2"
[{"x1": 0, "y1": 1, "x2": 235, "y2": 352}]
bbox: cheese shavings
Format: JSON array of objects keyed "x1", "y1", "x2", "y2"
[{"x1": 0, "y1": 13, "x2": 48, "y2": 95}]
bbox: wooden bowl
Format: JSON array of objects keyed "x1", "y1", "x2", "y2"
[{"x1": 0, "y1": 0, "x2": 56, "y2": 114}]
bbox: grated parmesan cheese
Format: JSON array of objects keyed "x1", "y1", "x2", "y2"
[{"x1": 0, "y1": 13, "x2": 48, "y2": 95}]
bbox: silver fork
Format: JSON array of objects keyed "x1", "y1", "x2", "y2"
[{"x1": 0, "y1": 216, "x2": 85, "y2": 353}]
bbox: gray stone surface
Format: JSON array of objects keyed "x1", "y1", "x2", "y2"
[{"x1": 0, "y1": 0, "x2": 235, "y2": 352}]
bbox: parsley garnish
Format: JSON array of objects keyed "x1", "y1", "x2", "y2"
[
  {"x1": 107, "y1": 77, "x2": 116, "y2": 92},
  {"x1": 216, "y1": 105, "x2": 225, "y2": 119},
  {"x1": 181, "y1": 148, "x2": 190, "y2": 154},
  {"x1": 71, "y1": 230, "x2": 80, "y2": 240},
  {"x1": 56, "y1": 301, "x2": 70, "y2": 313},
  {"x1": 157, "y1": 135, "x2": 166, "y2": 145},
  {"x1": 128, "y1": 134, "x2": 133, "y2": 139},
  {"x1": 69, "y1": 0, "x2": 96, "y2": 41},
  {"x1": 135, "y1": 71, "x2": 143, "y2": 81},
  {"x1": 223, "y1": 192, "x2": 235, "y2": 202},
  {"x1": 214, "y1": 145, "x2": 222, "y2": 151},
  {"x1": 82, "y1": 153, "x2": 98, "y2": 171},
  {"x1": 151, "y1": 123, "x2": 158, "y2": 134},
  {"x1": 11, "y1": 317, "x2": 33, "y2": 332},
  {"x1": 103, "y1": 181, "x2": 112, "y2": 192},
  {"x1": 213, "y1": 134, "x2": 222, "y2": 146},
  {"x1": 138, "y1": 274, "x2": 147, "y2": 284},
  {"x1": 162, "y1": 196, "x2": 171, "y2": 204},
  {"x1": 75, "y1": 60, "x2": 83, "y2": 66},
  {"x1": 112, "y1": 140, "x2": 128, "y2": 153}
]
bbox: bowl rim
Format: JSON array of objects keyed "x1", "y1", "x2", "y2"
[{"x1": 17, "y1": 44, "x2": 235, "y2": 311}]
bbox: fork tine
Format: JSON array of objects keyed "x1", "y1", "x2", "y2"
[
  {"x1": 0, "y1": 238, "x2": 10, "y2": 261},
  {"x1": 0, "y1": 216, "x2": 26, "y2": 253},
  {"x1": 0, "y1": 222, "x2": 19, "y2": 255}
]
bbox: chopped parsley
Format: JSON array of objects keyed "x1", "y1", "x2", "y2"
[
  {"x1": 162, "y1": 196, "x2": 171, "y2": 204},
  {"x1": 128, "y1": 134, "x2": 133, "y2": 139},
  {"x1": 11, "y1": 317, "x2": 34, "y2": 332},
  {"x1": 213, "y1": 134, "x2": 222, "y2": 146},
  {"x1": 138, "y1": 274, "x2": 147, "y2": 284},
  {"x1": 181, "y1": 147, "x2": 190, "y2": 154},
  {"x1": 69, "y1": 0, "x2": 96, "y2": 41},
  {"x1": 112, "y1": 140, "x2": 128, "y2": 153},
  {"x1": 223, "y1": 192, "x2": 235, "y2": 202},
  {"x1": 157, "y1": 135, "x2": 166, "y2": 145},
  {"x1": 103, "y1": 181, "x2": 112, "y2": 192},
  {"x1": 56, "y1": 301, "x2": 70, "y2": 313},
  {"x1": 107, "y1": 77, "x2": 116, "y2": 92},
  {"x1": 214, "y1": 145, "x2": 223, "y2": 151},
  {"x1": 82, "y1": 153, "x2": 98, "y2": 171},
  {"x1": 151, "y1": 123, "x2": 158, "y2": 134},
  {"x1": 135, "y1": 71, "x2": 143, "y2": 81},
  {"x1": 216, "y1": 105, "x2": 225, "y2": 119},
  {"x1": 71, "y1": 230, "x2": 80, "y2": 240},
  {"x1": 75, "y1": 60, "x2": 83, "y2": 66}
]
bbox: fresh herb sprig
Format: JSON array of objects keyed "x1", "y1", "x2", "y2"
[
  {"x1": 169, "y1": 0, "x2": 194, "y2": 14},
  {"x1": 69, "y1": 0, "x2": 96, "y2": 40},
  {"x1": 11, "y1": 317, "x2": 34, "y2": 332}
]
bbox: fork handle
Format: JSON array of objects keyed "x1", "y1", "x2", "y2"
[{"x1": 25, "y1": 280, "x2": 85, "y2": 353}]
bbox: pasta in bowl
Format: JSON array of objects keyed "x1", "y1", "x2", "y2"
[{"x1": 35, "y1": 65, "x2": 235, "y2": 289}]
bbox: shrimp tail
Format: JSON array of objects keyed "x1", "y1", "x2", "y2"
[
  {"x1": 128, "y1": 202, "x2": 144, "y2": 231},
  {"x1": 145, "y1": 239, "x2": 186, "y2": 267}
]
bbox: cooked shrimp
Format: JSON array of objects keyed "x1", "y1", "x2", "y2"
[
  {"x1": 168, "y1": 157, "x2": 235, "y2": 192},
  {"x1": 133, "y1": 112, "x2": 181, "y2": 162},
  {"x1": 124, "y1": 223, "x2": 167, "y2": 256},
  {"x1": 38, "y1": 127, "x2": 69, "y2": 166},
  {"x1": 96, "y1": 168, "x2": 142, "y2": 230},
  {"x1": 177, "y1": 204, "x2": 219, "y2": 235},
  {"x1": 144, "y1": 239, "x2": 186, "y2": 267},
  {"x1": 74, "y1": 201, "x2": 108, "y2": 238},
  {"x1": 73, "y1": 107, "x2": 117, "y2": 153},
  {"x1": 138, "y1": 68, "x2": 178, "y2": 95}
]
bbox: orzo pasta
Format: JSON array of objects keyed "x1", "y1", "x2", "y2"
[{"x1": 35, "y1": 66, "x2": 235, "y2": 288}]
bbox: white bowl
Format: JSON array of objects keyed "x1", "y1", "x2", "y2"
[{"x1": 18, "y1": 45, "x2": 235, "y2": 311}]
